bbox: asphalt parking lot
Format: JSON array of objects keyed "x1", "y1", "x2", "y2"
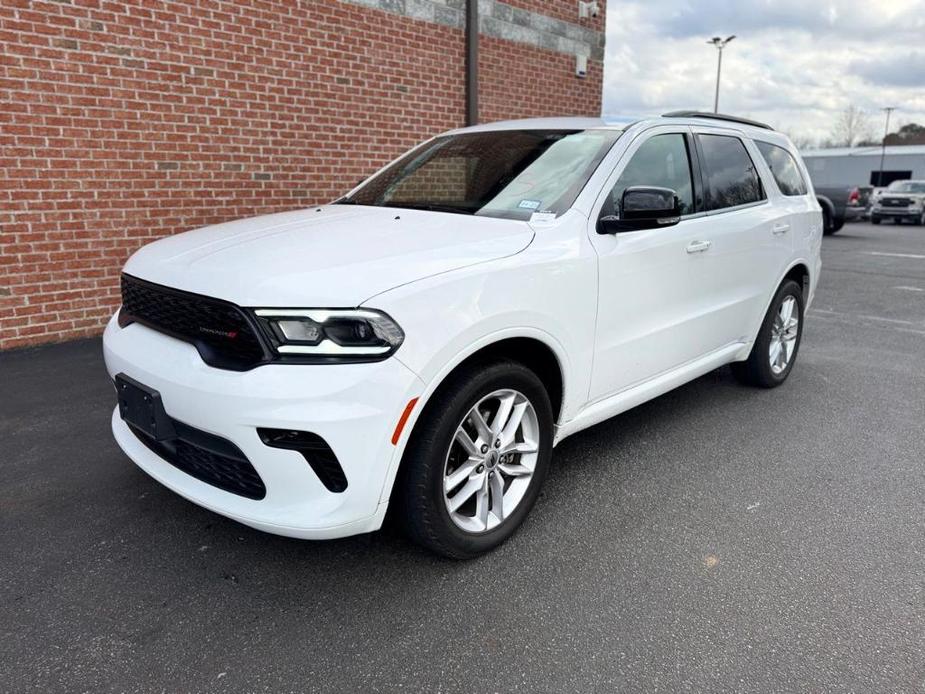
[{"x1": 2, "y1": 221, "x2": 924, "y2": 692}]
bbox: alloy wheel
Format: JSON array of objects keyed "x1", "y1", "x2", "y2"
[
  {"x1": 442, "y1": 389, "x2": 539, "y2": 533},
  {"x1": 769, "y1": 295, "x2": 799, "y2": 375}
]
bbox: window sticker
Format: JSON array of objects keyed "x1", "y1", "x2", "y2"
[
  {"x1": 518, "y1": 199, "x2": 542, "y2": 210},
  {"x1": 529, "y1": 211, "x2": 558, "y2": 224}
]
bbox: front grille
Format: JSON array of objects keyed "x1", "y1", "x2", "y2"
[
  {"x1": 129, "y1": 418, "x2": 267, "y2": 500},
  {"x1": 881, "y1": 197, "x2": 912, "y2": 207},
  {"x1": 120, "y1": 274, "x2": 268, "y2": 370}
]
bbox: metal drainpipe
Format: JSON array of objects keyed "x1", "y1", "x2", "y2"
[{"x1": 465, "y1": 0, "x2": 478, "y2": 126}]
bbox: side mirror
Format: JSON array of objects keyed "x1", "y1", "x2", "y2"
[{"x1": 597, "y1": 186, "x2": 683, "y2": 234}]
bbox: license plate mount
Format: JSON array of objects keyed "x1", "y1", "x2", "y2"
[{"x1": 115, "y1": 374, "x2": 176, "y2": 441}]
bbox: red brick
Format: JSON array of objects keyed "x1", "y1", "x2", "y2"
[{"x1": 0, "y1": 0, "x2": 603, "y2": 350}]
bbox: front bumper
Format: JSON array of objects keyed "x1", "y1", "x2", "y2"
[
  {"x1": 871, "y1": 206, "x2": 922, "y2": 217},
  {"x1": 103, "y1": 314, "x2": 425, "y2": 539}
]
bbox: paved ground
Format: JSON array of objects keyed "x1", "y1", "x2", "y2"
[{"x1": 2, "y1": 221, "x2": 924, "y2": 693}]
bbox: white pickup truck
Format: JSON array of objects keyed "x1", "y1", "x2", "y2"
[{"x1": 871, "y1": 180, "x2": 925, "y2": 225}]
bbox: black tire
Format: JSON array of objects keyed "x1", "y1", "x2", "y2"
[
  {"x1": 822, "y1": 207, "x2": 837, "y2": 235},
  {"x1": 732, "y1": 279, "x2": 805, "y2": 388},
  {"x1": 871, "y1": 216, "x2": 881, "y2": 225},
  {"x1": 396, "y1": 360, "x2": 554, "y2": 559},
  {"x1": 831, "y1": 217, "x2": 844, "y2": 232}
]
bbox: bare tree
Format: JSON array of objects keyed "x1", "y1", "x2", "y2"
[
  {"x1": 829, "y1": 105, "x2": 873, "y2": 147},
  {"x1": 786, "y1": 131, "x2": 817, "y2": 150}
]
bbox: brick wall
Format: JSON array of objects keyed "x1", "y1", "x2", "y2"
[
  {"x1": 480, "y1": 36, "x2": 604, "y2": 123},
  {"x1": 502, "y1": 0, "x2": 606, "y2": 32},
  {"x1": 0, "y1": 0, "x2": 604, "y2": 349}
]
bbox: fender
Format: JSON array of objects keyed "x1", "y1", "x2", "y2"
[
  {"x1": 377, "y1": 326, "x2": 570, "y2": 504},
  {"x1": 740, "y1": 258, "x2": 814, "y2": 353}
]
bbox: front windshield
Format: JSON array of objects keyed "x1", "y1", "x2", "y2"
[
  {"x1": 887, "y1": 181, "x2": 925, "y2": 194},
  {"x1": 338, "y1": 129, "x2": 622, "y2": 220}
]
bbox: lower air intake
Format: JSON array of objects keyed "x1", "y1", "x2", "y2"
[{"x1": 258, "y1": 429, "x2": 348, "y2": 493}]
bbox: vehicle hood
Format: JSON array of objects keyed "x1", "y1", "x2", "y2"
[
  {"x1": 879, "y1": 192, "x2": 925, "y2": 200},
  {"x1": 123, "y1": 205, "x2": 534, "y2": 307}
]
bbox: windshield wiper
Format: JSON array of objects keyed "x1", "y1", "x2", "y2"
[{"x1": 381, "y1": 202, "x2": 475, "y2": 215}]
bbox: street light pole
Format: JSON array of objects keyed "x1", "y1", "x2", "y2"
[
  {"x1": 708, "y1": 35, "x2": 736, "y2": 113},
  {"x1": 878, "y1": 107, "x2": 896, "y2": 187}
]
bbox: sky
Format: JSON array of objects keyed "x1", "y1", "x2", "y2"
[{"x1": 602, "y1": 0, "x2": 925, "y2": 145}]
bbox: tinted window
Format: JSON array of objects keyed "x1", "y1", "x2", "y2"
[
  {"x1": 605, "y1": 134, "x2": 694, "y2": 217},
  {"x1": 698, "y1": 134, "x2": 764, "y2": 210},
  {"x1": 755, "y1": 141, "x2": 807, "y2": 196},
  {"x1": 341, "y1": 129, "x2": 622, "y2": 220}
]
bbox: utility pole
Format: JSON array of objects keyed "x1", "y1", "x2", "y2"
[
  {"x1": 878, "y1": 107, "x2": 896, "y2": 187},
  {"x1": 708, "y1": 35, "x2": 736, "y2": 113}
]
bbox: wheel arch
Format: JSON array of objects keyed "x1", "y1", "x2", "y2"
[
  {"x1": 428, "y1": 336, "x2": 564, "y2": 422},
  {"x1": 782, "y1": 261, "x2": 811, "y2": 302},
  {"x1": 379, "y1": 330, "x2": 568, "y2": 505},
  {"x1": 740, "y1": 260, "x2": 812, "y2": 355}
]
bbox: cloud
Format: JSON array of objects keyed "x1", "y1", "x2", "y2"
[
  {"x1": 655, "y1": 0, "x2": 925, "y2": 39},
  {"x1": 603, "y1": 0, "x2": 925, "y2": 144},
  {"x1": 851, "y1": 52, "x2": 925, "y2": 87}
]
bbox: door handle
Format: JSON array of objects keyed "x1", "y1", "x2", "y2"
[
  {"x1": 686, "y1": 240, "x2": 712, "y2": 254},
  {"x1": 772, "y1": 222, "x2": 791, "y2": 235}
]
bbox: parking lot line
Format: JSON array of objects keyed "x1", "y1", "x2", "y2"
[
  {"x1": 808, "y1": 308, "x2": 925, "y2": 335},
  {"x1": 865, "y1": 251, "x2": 925, "y2": 260}
]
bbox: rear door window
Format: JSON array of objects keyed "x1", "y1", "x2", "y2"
[
  {"x1": 697, "y1": 134, "x2": 765, "y2": 211},
  {"x1": 755, "y1": 141, "x2": 808, "y2": 196}
]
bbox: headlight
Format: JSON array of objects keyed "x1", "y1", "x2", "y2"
[{"x1": 254, "y1": 308, "x2": 404, "y2": 362}]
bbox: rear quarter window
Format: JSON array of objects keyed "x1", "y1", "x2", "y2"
[
  {"x1": 697, "y1": 134, "x2": 765, "y2": 211},
  {"x1": 755, "y1": 141, "x2": 808, "y2": 196}
]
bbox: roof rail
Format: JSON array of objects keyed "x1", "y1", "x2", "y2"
[{"x1": 661, "y1": 110, "x2": 774, "y2": 131}]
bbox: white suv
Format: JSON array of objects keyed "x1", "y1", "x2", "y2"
[{"x1": 104, "y1": 113, "x2": 822, "y2": 558}]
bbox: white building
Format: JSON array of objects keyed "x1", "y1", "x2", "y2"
[{"x1": 800, "y1": 145, "x2": 925, "y2": 188}]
